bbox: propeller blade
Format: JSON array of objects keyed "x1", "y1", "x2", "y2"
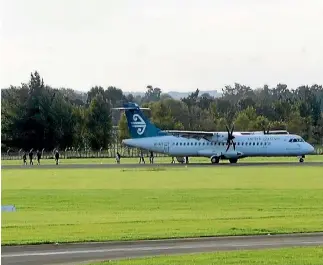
[
  {"x1": 226, "y1": 125, "x2": 230, "y2": 134},
  {"x1": 226, "y1": 143, "x2": 230, "y2": 152},
  {"x1": 230, "y1": 124, "x2": 234, "y2": 135},
  {"x1": 233, "y1": 141, "x2": 236, "y2": 150}
]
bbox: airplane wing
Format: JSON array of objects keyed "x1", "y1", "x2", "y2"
[
  {"x1": 164, "y1": 130, "x2": 214, "y2": 136},
  {"x1": 164, "y1": 130, "x2": 220, "y2": 141}
]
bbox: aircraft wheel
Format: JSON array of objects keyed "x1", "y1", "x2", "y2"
[
  {"x1": 299, "y1": 158, "x2": 304, "y2": 163},
  {"x1": 229, "y1": 158, "x2": 238, "y2": 164},
  {"x1": 211, "y1": 157, "x2": 219, "y2": 164}
]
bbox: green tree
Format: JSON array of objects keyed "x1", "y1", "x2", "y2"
[
  {"x1": 87, "y1": 94, "x2": 112, "y2": 149},
  {"x1": 118, "y1": 112, "x2": 130, "y2": 142}
]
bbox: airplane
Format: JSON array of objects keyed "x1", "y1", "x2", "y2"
[{"x1": 114, "y1": 102, "x2": 315, "y2": 164}]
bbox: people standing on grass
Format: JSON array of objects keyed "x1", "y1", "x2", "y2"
[
  {"x1": 22, "y1": 152, "x2": 27, "y2": 165},
  {"x1": 55, "y1": 150, "x2": 59, "y2": 165},
  {"x1": 149, "y1": 151, "x2": 154, "y2": 164},
  {"x1": 116, "y1": 152, "x2": 121, "y2": 164},
  {"x1": 28, "y1": 149, "x2": 34, "y2": 165},
  {"x1": 36, "y1": 150, "x2": 41, "y2": 165},
  {"x1": 139, "y1": 149, "x2": 145, "y2": 164},
  {"x1": 171, "y1": 157, "x2": 175, "y2": 163}
]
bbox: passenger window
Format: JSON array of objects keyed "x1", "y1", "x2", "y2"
[{"x1": 257, "y1": 142, "x2": 259, "y2": 145}]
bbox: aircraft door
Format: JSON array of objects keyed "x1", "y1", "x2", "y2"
[{"x1": 163, "y1": 142, "x2": 170, "y2": 153}]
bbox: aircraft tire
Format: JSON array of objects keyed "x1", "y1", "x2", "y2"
[
  {"x1": 229, "y1": 158, "x2": 238, "y2": 164},
  {"x1": 299, "y1": 158, "x2": 304, "y2": 163},
  {"x1": 211, "y1": 156, "x2": 219, "y2": 164}
]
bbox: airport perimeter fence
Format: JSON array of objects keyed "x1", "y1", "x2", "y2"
[
  {"x1": 1, "y1": 146, "x2": 170, "y2": 160},
  {"x1": 1, "y1": 145, "x2": 323, "y2": 161}
]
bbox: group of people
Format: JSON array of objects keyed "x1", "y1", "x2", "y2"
[
  {"x1": 21, "y1": 149, "x2": 188, "y2": 165},
  {"x1": 115, "y1": 150, "x2": 155, "y2": 164},
  {"x1": 115, "y1": 151, "x2": 189, "y2": 164},
  {"x1": 22, "y1": 149, "x2": 60, "y2": 165}
]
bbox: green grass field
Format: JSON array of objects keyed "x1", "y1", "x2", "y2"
[
  {"x1": 88, "y1": 246, "x2": 323, "y2": 265},
  {"x1": 2, "y1": 155, "x2": 323, "y2": 165},
  {"x1": 2, "y1": 166, "x2": 323, "y2": 245}
]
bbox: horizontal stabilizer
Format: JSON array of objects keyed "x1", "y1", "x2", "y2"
[{"x1": 112, "y1": 107, "x2": 150, "y2": 110}]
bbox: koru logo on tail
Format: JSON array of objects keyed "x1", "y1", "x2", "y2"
[{"x1": 131, "y1": 114, "x2": 146, "y2": 135}]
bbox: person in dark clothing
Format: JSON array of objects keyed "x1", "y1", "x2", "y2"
[
  {"x1": 55, "y1": 150, "x2": 59, "y2": 165},
  {"x1": 185, "y1": 156, "x2": 189, "y2": 164},
  {"x1": 36, "y1": 150, "x2": 41, "y2": 165},
  {"x1": 22, "y1": 152, "x2": 27, "y2": 165},
  {"x1": 139, "y1": 150, "x2": 145, "y2": 164},
  {"x1": 116, "y1": 152, "x2": 121, "y2": 164},
  {"x1": 28, "y1": 149, "x2": 33, "y2": 165},
  {"x1": 149, "y1": 151, "x2": 154, "y2": 164}
]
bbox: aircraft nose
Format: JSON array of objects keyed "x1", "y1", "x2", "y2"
[{"x1": 306, "y1": 144, "x2": 315, "y2": 154}]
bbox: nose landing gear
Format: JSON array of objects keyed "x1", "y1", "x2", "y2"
[{"x1": 298, "y1": 155, "x2": 305, "y2": 163}]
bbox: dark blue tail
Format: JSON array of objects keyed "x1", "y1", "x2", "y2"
[{"x1": 123, "y1": 102, "x2": 168, "y2": 138}]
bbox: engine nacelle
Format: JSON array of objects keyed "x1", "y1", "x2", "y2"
[
  {"x1": 212, "y1": 132, "x2": 229, "y2": 142},
  {"x1": 197, "y1": 149, "x2": 222, "y2": 157}
]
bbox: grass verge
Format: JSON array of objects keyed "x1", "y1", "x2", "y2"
[
  {"x1": 2, "y1": 167, "x2": 323, "y2": 245},
  {"x1": 87, "y1": 246, "x2": 323, "y2": 265}
]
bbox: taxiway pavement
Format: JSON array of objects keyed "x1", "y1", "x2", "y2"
[
  {"x1": 2, "y1": 233, "x2": 323, "y2": 265},
  {"x1": 2, "y1": 161, "x2": 323, "y2": 170}
]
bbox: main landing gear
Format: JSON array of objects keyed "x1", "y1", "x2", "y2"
[
  {"x1": 229, "y1": 158, "x2": 238, "y2": 164},
  {"x1": 211, "y1": 156, "x2": 220, "y2": 164}
]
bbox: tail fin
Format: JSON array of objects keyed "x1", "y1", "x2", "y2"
[{"x1": 121, "y1": 102, "x2": 167, "y2": 138}]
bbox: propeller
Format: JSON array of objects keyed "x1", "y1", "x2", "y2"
[{"x1": 225, "y1": 124, "x2": 236, "y2": 152}]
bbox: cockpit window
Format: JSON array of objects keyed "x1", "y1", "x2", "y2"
[{"x1": 289, "y1": 138, "x2": 305, "y2": 143}]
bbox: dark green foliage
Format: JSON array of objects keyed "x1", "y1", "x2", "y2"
[{"x1": 1, "y1": 72, "x2": 323, "y2": 151}]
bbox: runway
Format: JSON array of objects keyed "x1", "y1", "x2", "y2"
[
  {"x1": 2, "y1": 233, "x2": 323, "y2": 265},
  {"x1": 2, "y1": 161, "x2": 323, "y2": 170}
]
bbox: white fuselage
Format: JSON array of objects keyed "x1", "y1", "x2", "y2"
[{"x1": 122, "y1": 134, "x2": 315, "y2": 159}]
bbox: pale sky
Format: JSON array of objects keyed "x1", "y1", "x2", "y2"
[{"x1": 1, "y1": 0, "x2": 323, "y2": 92}]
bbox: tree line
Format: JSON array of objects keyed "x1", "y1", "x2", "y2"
[{"x1": 1, "y1": 71, "x2": 323, "y2": 151}]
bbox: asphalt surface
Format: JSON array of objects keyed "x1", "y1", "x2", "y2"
[
  {"x1": 2, "y1": 161, "x2": 323, "y2": 170},
  {"x1": 2, "y1": 233, "x2": 323, "y2": 265}
]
